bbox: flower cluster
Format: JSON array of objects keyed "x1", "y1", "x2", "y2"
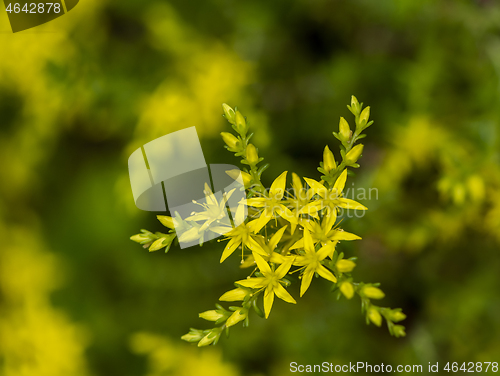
[{"x1": 131, "y1": 97, "x2": 406, "y2": 346}]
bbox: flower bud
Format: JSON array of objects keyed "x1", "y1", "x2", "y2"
[
  {"x1": 340, "y1": 281, "x2": 354, "y2": 299},
  {"x1": 226, "y1": 308, "x2": 247, "y2": 327},
  {"x1": 219, "y1": 287, "x2": 248, "y2": 301},
  {"x1": 336, "y1": 259, "x2": 356, "y2": 273},
  {"x1": 222, "y1": 103, "x2": 236, "y2": 124},
  {"x1": 393, "y1": 325, "x2": 406, "y2": 337},
  {"x1": 368, "y1": 307, "x2": 382, "y2": 327},
  {"x1": 235, "y1": 111, "x2": 247, "y2": 134},
  {"x1": 221, "y1": 132, "x2": 239, "y2": 150},
  {"x1": 360, "y1": 106, "x2": 370, "y2": 126},
  {"x1": 197, "y1": 332, "x2": 217, "y2": 347},
  {"x1": 351, "y1": 96, "x2": 360, "y2": 112},
  {"x1": 130, "y1": 234, "x2": 148, "y2": 243},
  {"x1": 246, "y1": 144, "x2": 259, "y2": 165},
  {"x1": 345, "y1": 144, "x2": 364, "y2": 165},
  {"x1": 323, "y1": 145, "x2": 336, "y2": 173},
  {"x1": 339, "y1": 117, "x2": 351, "y2": 143},
  {"x1": 178, "y1": 227, "x2": 200, "y2": 243},
  {"x1": 199, "y1": 310, "x2": 225, "y2": 322},
  {"x1": 157, "y1": 215, "x2": 176, "y2": 229},
  {"x1": 225, "y1": 169, "x2": 252, "y2": 187},
  {"x1": 388, "y1": 310, "x2": 406, "y2": 322},
  {"x1": 149, "y1": 237, "x2": 167, "y2": 252},
  {"x1": 363, "y1": 286, "x2": 385, "y2": 300},
  {"x1": 181, "y1": 329, "x2": 205, "y2": 343}
]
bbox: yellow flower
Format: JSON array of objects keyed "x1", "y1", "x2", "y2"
[
  {"x1": 287, "y1": 173, "x2": 318, "y2": 229},
  {"x1": 235, "y1": 253, "x2": 296, "y2": 318},
  {"x1": 185, "y1": 183, "x2": 234, "y2": 232},
  {"x1": 292, "y1": 228, "x2": 337, "y2": 297},
  {"x1": 245, "y1": 226, "x2": 290, "y2": 265},
  {"x1": 303, "y1": 169, "x2": 367, "y2": 213},
  {"x1": 246, "y1": 171, "x2": 298, "y2": 232},
  {"x1": 290, "y1": 214, "x2": 360, "y2": 252},
  {"x1": 213, "y1": 218, "x2": 261, "y2": 263}
]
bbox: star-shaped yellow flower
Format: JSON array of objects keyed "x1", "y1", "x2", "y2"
[
  {"x1": 303, "y1": 169, "x2": 367, "y2": 214},
  {"x1": 246, "y1": 171, "x2": 298, "y2": 233},
  {"x1": 292, "y1": 228, "x2": 337, "y2": 297},
  {"x1": 235, "y1": 253, "x2": 296, "y2": 318},
  {"x1": 290, "y1": 213, "x2": 361, "y2": 252},
  {"x1": 242, "y1": 225, "x2": 290, "y2": 266},
  {"x1": 185, "y1": 183, "x2": 234, "y2": 232}
]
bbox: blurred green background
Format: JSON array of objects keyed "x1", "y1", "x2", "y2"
[{"x1": 1, "y1": 0, "x2": 500, "y2": 375}]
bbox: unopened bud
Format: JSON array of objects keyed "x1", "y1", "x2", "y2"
[
  {"x1": 226, "y1": 308, "x2": 247, "y2": 327},
  {"x1": 345, "y1": 144, "x2": 364, "y2": 165},
  {"x1": 226, "y1": 169, "x2": 252, "y2": 187},
  {"x1": 339, "y1": 117, "x2": 351, "y2": 142},
  {"x1": 360, "y1": 106, "x2": 370, "y2": 126},
  {"x1": 393, "y1": 325, "x2": 406, "y2": 337},
  {"x1": 340, "y1": 281, "x2": 354, "y2": 299},
  {"x1": 323, "y1": 145, "x2": 337, "y2": 173},
  {"x1": 246, "y1": 144, "x2": 259, "y2": 165},
  {"x1": 363, "y1": 286, "x2": 385, "y2": 300},
  {"x1": 368, "y1": 307, "x2": 382, "y2": 327},
  {"x1": 235, "y1": 111, "x2": 247, "y2": 134},
  {"x1": 336, "y1": 259, "x2": 356, "y2": 273},
  {"x1": 219, "y1": 287, "x2": 248, "y2": 302},
  {"x1": 199, "y1": 310, "x2": 225, "y2": 322},
  {"x1": 222, "y1": 103, "x2": 236, "y2": 124},
  {"x1": 157, "y1": 215, "x2": 176, "y2": 229},
  {"x1": 221, "y1": 132, "x2": 239, "y2": 150}
]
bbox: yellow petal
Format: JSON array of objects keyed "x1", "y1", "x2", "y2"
[
  {"x1": 270, "y1": 171, "x2": 288, "y2": 200},
  {"x1": 291, "y1": 172, "x2": 303, "y2": 193},
  {"x1": 274, "y1": 283, "x2": 296, "y2": 304},
  {"x1": 302, "y1": 228, "x2": 315, "y2": 254},
  {"x1": 269, "y1": 225, "x2": 287, "y2": 250},
  {"x1": 333, "y1": 169, "x2": 348, "y2": 194},
  {"x1": 303, "y1": 177, "x2": 327, "y2": 197},
  {"x1": 289, "y1": 238, "x2": 304, "y2": 250},
  {"x1": 316, "y1": 264, "x2": 337, "y2": 283},
  {"x1": 253, "y1": 252, "x2": 272, "y2": 275},
  {"x1": 316, "y1": 243, "x2": 335, "y2": 260},
  {"x1": 220, "y1": 237, "x2": 240, "y2": 263},
  {"x1": 300, "y1": 268, "x2": 315, "y2": 297},
  {"x1": 275, "y1": 255, "x2": 295, "y2": 279},
  {"x1": 337, "y1": 198, "x2": 367, "y2": 210},
  {"x1": 236, "y1": 277, "x2": 267, "y2": 289},
  {"x1": 253, "y1": 208, "x2": 273, "y2": 233},
  {"x1": 263, "y1": 287, "x2": 275, "y2": 318},
  {"x1": 246, "y1": 198, "x2": 267, "y2": 208},
  {"x1": 277, "y1": 205, "x2": 298, "y2": 225}
]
